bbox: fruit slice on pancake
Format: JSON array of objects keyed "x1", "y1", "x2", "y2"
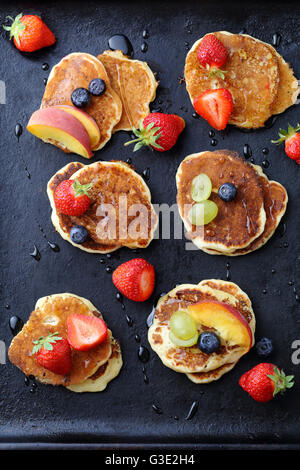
[
  {"x1": 41, "y1": 52, "x2": 122, "y2": 150},
  {"x1": 67, "y1": 339, "x2": 123, "y2": 393},
  {"x1": 27, "y1": 107, "x2": 94, "y2": 159},
  {"x1": 148, "y1": 280, "x2": 255, "y2": 380},
  {"x1": 47, "y1": 160, "x2": 158, "y2": 254},
  {"x1": 176, "y1": 150, "x2": 266, "y2": 254},
  {"x1": 185, "y1": 32, "x2": 298, "y2": 128},
  {"x1": 8, "y1": 294, "x2": 121, "y2": 388},
  {"x1": 98, "y1": 50, "x2": 158, "y2": 131},
  {"x1": 201, "y1": 163, "x2": 288, "y2": 256},
  {"x1": 188, "y1": 301, "x2": 252, "y2": 352}
]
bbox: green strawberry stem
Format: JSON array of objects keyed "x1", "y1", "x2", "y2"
[
  {"x1": 3, "y1": 13, "x2": 26, "y2": 46},
  {"x1": 72, "y1": 179, "x2": 91, "y2": 198},
  {"x1": 206, "y1": 64, "x2": 227, "y2": 80},
  {"x1": 271, "y1": 123, "x2": 300, "y2": 144},
  {"x1": 124, "y1": 120, "x2": 163, "y2": 152},
  {"x1": 32, "y1": 331, "x2": 62, "y2": 355},
  {"x1": 267, "y1": 366, "x2": 294, "y2": 397}
]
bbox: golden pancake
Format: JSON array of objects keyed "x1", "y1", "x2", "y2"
[
  {"x1": 185, "y1": 32, "x2": 281, "y2": 128},
  {"x1": 8, "y1": 294, "x2": 112, "y2": 386},
  {"x1": 176, "y1": 150, "x2": 266, "y2": 253},
  {"x1": 202, "y1": 164, "x2": 288, "y2": 256},
  {"x1": 47, "y1": 161, "x2": 158, "y2": 253},
  {"x1": 148, "y1": 280, "x2": 255, "y2": 376},
  {"x1": 41, "y1": 53, "x2": 122, "y2": 150},
  {"x1": 67, "y1": 339, "x2": 122, "y2": 393},
  {"x1": 98, "y1": 50, "x2": 158, "y2": 131},
  {"x1": 187, "y1": 361, "x2": 237, "y2": 384}
]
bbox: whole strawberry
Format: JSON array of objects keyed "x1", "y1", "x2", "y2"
[
  {"x1": 125, "y1": 113, "x2": 185, "y2": 152},
  {"x1": 239, "y1": 363, "x2": 294, "y2": 403},
  {"x1": 197, "y1": 33, "x2": 227, "y2": 79},
  {"x1": 54, "y1": 179, "x2": 91, "y2": 216},
  {"x1": 3, "y1": 13, "x2": 55, "y2": 52},
  {"x1": 32, "y1": 332, "x2": 72, "y2": 376},
  {"x1": 272, "y1": 123, "x2": 300, "y2": 164},
  {"x1": 112, "y1": 258, "x2": 155, "y2": 302}
]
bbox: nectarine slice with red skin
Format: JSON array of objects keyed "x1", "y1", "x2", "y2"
[
  {"x1": 27, "y1": 108, "x2": 93, "y2": 159},
  {"x1": 54, "y1": 105, "x2": 101, "y2": 150},
  {"x1": 188, "y1": 301, "x2": 252, "y2": 351}
]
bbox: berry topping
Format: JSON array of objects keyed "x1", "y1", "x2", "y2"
[
  {"x1": 218, "y1": 182, "x2": 237, "y2": 202},
  {"x1": 54, "y1": 179, "x2": 91, "y2": 216},
  {"x1": 191, "y1": 174, "x2": 212, "y2": 202},
  {"x1": 3, "y1": 13, "x2": 55, "y2": 52},
  {"x1": 193, "y1": 88, "x2": 233, "y2": 131},
  {"x1": 67, "y1": 314, "x2": 108, "y2": 352},
  {"x1": 32, "y1": 332, "x2": 72, "y2": 376},
  {"x1": 197, "y1": 33, "x2": 227, "y2": 78},
  {"x1": 88, "y1": 78, "x2": 106, "y2": 96},
  {"x1": 71, "y1": 87, "x2": 90, "y2": 108},
  {"x1": 188, "y1": 200, "x2": 218, "y2": 226},
  {"x1": 239, "y1": 363, "x2": 294, "y2": 403},
  {"x1": 198, "y1": 332, "x2": 220, "y2": 354},
  {"x1": 112, "y1": 258, "x2": 155, "y2": 302},
  {"x1": 124, "y1": 113, "x2": 185, "y2": 152},
  {"x1": 272, "y1": 123, "x2": 300, "y2": 163},
  {"x1": 70, "y1": 225, "x2": 89, "y2": 244},
  {"x1": 256, "y1": 337, "x2": 274, "y2": 358}
]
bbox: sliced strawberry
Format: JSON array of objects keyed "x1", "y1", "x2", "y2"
[
  {"x1": 193, "y1": 88, "x2": 233, "y2": 131},
  {"x1": 67, "y1": 314, "x2": 108, "y2": 351},
  {"x1": 112, "y1": 258, "x2": 155, "y2": 302}
]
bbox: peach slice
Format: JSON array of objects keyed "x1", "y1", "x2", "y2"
[
  {"x1": 54, "y1": 105, "x2": 100, "y2": 150},
  {"x1": 27, "y1": 108, "x2": 93, "y2": 159},
  {"x1": 188, "y1": 301, "x2": 252, "y2": 351}
]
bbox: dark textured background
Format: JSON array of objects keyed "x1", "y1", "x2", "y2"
[{"x1": 0, "y1": 0, "x2": 299, "y2": 448}]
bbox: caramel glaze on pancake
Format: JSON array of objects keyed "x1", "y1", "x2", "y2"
[
  {"x1": 48, "y1": 161, "x2": 157, "y2": 252},
  {"x1": 98, "y1": 50, "x2": 158, "y2": 131},
  {"x1": 89, "y1": 340, "x2": 120, "y2": 381},
  {"x1": 177, "y1": 150, "x2": 265, "y2": 252},
  {"x1": 152, "y1": 287, "x2": 252, "y2": 371},
  {"x1": 185, "y1": 32, "x2": 279, "y2": 128},
  {"x1": 208, "y1": 170, "x2": 288, "y2": 255},
  {"x1": 8, "y1": 295, "x2": 112, "y2": 386},
  {"x1": 41, "y1": 53, "x2": 122, "y2": 150}
]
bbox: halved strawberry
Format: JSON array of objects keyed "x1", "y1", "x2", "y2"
[
  {"x1": 112, "y1": 258, "x2": 155, "y2": 302},
  {"x1": 193, "y1": 88, "x2": 233, "y2": 131},
  {"x1": 67, "y1": 314, "x2": 108, "y2": 351}
]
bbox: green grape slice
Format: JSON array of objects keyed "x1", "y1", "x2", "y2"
[
  {"x1": 188, "y1": 200, "x2": 218, "y2": 226},
  {"x1": 169, "y1": 331, "x2": 199, "y2": 348},
  {"x1": 191, "y1": 174, "x2": 212, "y2": 202},
  {"x1": 169, "y1": 310, "x2": 197, "y2": 340}
]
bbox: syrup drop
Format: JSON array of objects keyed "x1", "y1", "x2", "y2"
[
  {"x1": 42, "y1": 63, "x2": 49, "y2": 71},
  {"x1": 47, "y1": 241, "x2": 60, "y2": 252},
  {"x1": 243, "y1": 144, "x2": 252, "y2": 159},
  {"x1": 108, "y1": 34, "x2": 133, "y2": 57},
  {"x1": 9, "y1": 316, "x2": 24, "y2": 336},
  {"x1": 186, "y1": 401, "x2": 199, "y2": 420},
  {"x1": 272, "y1": 33, "x2": 281, "y2": 47},
  {"x1": 15, "y1": 123, "x2": 23, "y2": 141},
  {"x1": 141, "y1": 42, "x2": 148, "y2": 53},
  {"x1": 152, "y1": 404, "x2": 163, "y2": 414},
  {"x1": 138, "y1": 345, "x2": 150, "y2": 363},
  {"x1": 30, "y1": 245, "x2": 41, "y2": 261},
  {"x1": 142, "y1": 29, "x2": 149, "y2": 39}
]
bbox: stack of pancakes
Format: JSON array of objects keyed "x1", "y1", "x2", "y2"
[
  {"x1": 185, "y1": 32, "x2": 298, "y2": 128},
  {"x1": 47, "y1": 160, "x2": 158, "y2": 254},
  {"x1": 41, "y1": 50, "x2": 158, "y2": 150},
  {"x1": 8, "y1": 294, "x2": 122, "y2": 393},
  {"x1": 148, "y1": 280, "x2": 255, "y2": 384},
  {"x1": 176, "y1": 150, "x2": 288, "y2": 255}
]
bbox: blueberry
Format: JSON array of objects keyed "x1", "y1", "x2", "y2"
[
  {"x1": 88, "y1": 78, "x2": 106, "y2": 96},
  {"x1": 71, "y1": 88, "x2": 90, "y2": 108},
  {"x1": 256, "y1": 337, "x2": 273, "y2": 357},
  {"x1": 198, "y1": 332, "x2": 220, "y2": 354},
  {"x1": 218, "y1": 182, "x2": 237, "y2": 202},
  {"x1": 70, "y1": 225, "x2": 89, "y2": 244}
]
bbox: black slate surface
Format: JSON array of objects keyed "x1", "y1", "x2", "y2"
[{"x1": 0, "y1": 0, "x2": 299, "y2": 447}]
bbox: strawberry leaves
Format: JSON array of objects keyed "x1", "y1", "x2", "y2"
[
  {"x1": 267, "y1": 366, "x2": 294, "y2": 397},
  {"x1": 124, "y1": 120, "x2": 163, "y2": 152},
  {"x1": 3, "y1": 13, "x2": 26, "y2": 46},
  {"x1": 272, "y1": 123, "x2": 300, "y2": 144},
  {"x1": 32, "y1": 331, "x2": 62, "y2": 355},
  {"x1": 72, "y1": 179, "x2": 91, "y2": 198}
]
